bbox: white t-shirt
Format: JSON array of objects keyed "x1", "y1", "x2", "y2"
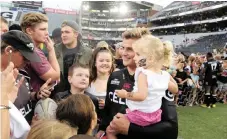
[
  {"x1": 86, "y1": 83, "x2": 106, "y2": 100},
  {"x1": 9, "y1": 101, "x2": 30, "y2": 139},
  {"x1": 127, "y1": 67, "x2": 170, "y2": 113}
]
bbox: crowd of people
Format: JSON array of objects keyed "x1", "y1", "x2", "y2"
[{"x1": 0, "y1": 12, "x2": 226, "y2": 139}]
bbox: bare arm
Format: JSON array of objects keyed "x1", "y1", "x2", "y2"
[
  {"x1": 116, "y1": 73, "x2": 148, "y2": 101},
  {"x1": 168, "y1": 76, "x2": 178, "y2": 94},
  {"x1": 41, "y1": 37, "x2": 60, "y2": 81},
  {"x1": 1, "y1": 63, "x2": 16, "y2": 139},
  {"x1": 1, "y1": 94, "x2": 10, "y2": 139}
]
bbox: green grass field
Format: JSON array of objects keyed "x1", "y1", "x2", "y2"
[{"x1": 178, "y1": 103, "x2": 227, "y2": 139}]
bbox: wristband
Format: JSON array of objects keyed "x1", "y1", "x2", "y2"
[{"x1": 0, "y1": 105, "x2": 11, "y2": 110}]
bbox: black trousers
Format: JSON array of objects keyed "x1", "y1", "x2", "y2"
[{"x1": 204, "y1": 85, "x2": 217, "y2": 106}]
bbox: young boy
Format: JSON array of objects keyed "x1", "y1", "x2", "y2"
[
  {"x1": 53, "y1": 63, "x2": 98, "y2": 105},
  {"x1": 35, "y1": 63, "x2": 99, "y2": 120}
]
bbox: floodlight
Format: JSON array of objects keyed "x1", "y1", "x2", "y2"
[
  {"x1": 119, "y1": 4, "x2": 128, "y2": 14},
  {"x1": 83, "y1": 5, "x2": 89, "y2": 11}
]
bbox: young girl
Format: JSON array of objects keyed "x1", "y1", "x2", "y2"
[
  {"x1": 87, "y1": 47, "x2": 114, "y2": 109},
  {"x1": 107, "y1": 35, "x2": 178, "y2": 139}
]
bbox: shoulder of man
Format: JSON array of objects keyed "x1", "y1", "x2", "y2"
[
  {"x1": 54, "y1": 43, "x2": 65, "y2": 59},
  {"x1": 109, "y1": 68, "x2": 126, "y2": 79},
  {"x1": 80, "y1": 44, "x2": 92, "y2": 54},
  {"x1": 54, "y1": 43, "x2": 64, "y2": 51}
]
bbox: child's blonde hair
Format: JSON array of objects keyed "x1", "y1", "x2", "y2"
[
  {"x1": 27, "y1": 120, "x2": 77, "y2": 139},
  {"x1": 163, "y1": 40, "x2": 175, "y2": 67},
  {"x1": 132, "y1": 35, "x2": 172, "y2": 70}
]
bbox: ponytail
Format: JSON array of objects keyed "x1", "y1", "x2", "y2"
[{"x1": 163, "y1": 41, "x2": 174, "y2": 68}]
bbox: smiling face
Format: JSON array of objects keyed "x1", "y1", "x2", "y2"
[
  {"x1": 95, "y1": 51, "x2": 112, "y2": 74},
  {"x1": 68, "y1": 67, "x2": 90, "y2": 90},
  {"x1": 122, "y1": 39, "x2": 136, "y2": 67}
]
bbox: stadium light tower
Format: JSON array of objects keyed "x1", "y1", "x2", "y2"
[
  {"x1": 83, "y1": 5, "x2": 89, "y2": 11},
  {"x1": 119, "y1": 4, "x2": 128, "y2": 14}
]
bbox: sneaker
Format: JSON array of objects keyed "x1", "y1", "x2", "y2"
[
  {"x1": 207, "y1": 106, "x2": 211, "y2": 109},
  {"x1": 34, "y1": 98, "x2": 58, "y2": 120},
  {"x1": 201, "y1": 104, "x2": 207, "y2": 108},
  {"x1": 189, "y1": 104, "x2": 193, "y2": 107}
]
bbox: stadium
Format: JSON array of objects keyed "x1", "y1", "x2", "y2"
[
  {"x1": 81, "y1": 1, "x2": 162, "y2": 47},
  {"x1": 149, "y1": 1, "x2": 227, "y2": 55},
  {"x1": 0, "y1": 1, "x2": 227, "y2": 139}
]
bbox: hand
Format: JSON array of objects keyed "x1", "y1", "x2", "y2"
[
  {"x1": 115, "y1": 89, "x2": 128, "y2": 98},
  {"x1": 98, "y1": 99, "x2": 105, "y2": 109},
  {"x1": 109, "y1": 113, "x2": 130, "y2": 135},
  {"x1": 44, "y1": 36, "x2": 54, "y2": 52},
  {"x1": 31, "y1": 114, "x2": 41, "y2": 126},
  {"x1": 1, "y1": 62, "x2": 24, "y2": 103},
  {"x1": 106, "y1": 125, "x2": 116, "y2": 134},
  {"x1": 1, "y1": 62, "x2": 16, "y2": 96},
  {"x1": 37, "y1": 78, "x2": 52, "y2": 100},
  {"x1": 9, "y1": 75, "x2": 24, "y2": 103},
  {"x1": 96, "y1": 130, "x2": 105, "y2": 138}
]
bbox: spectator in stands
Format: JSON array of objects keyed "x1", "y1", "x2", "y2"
[
  {"x1": 175, "y1": 59, "x2": 189, "y2": 106},
  {"x1": 97, "y1": 28, "x2": 178, "y2": 139},
  {"x1": 9, "y1": 24, "x2": 22, "y2": 31},
  {"x1": 217, "y1": 57, "x2": 227, "y2": 104},
  {"x1": 96, "y1": 41, "x2": 109, "y2": 49},
  {"x1": 186, "y1": 55, "x2": 196, "y2": 73},
  {"x1": 96, "y1": 41, "x2": 115, "y2": 54},
  {"x1": 56, "y1": 94, "x2": 97, "y2": 135},
  {"x1": 27, "y1": 120, "x2": 77, "y2": 139},
  {"x1": 189, "y1": 67, "x2": 200, "y2": 106},
  {"x1": 20, "y1": 12, "x2": 60, "y2": 92},
  {"x1": 223, "y1": 43, "x2": 227, "y2": 58},
  {"x1": 1, "y1": 62, "x2": 25, "y2": 139},
  {"x1": 114, "y1": 42, "x2": 125, "y2": 70},
  {"x1": 0, "y1": 16, "x2": 8, "y2": 35},
  {"x1": 1, "y1": 30, "x2": 53, "y2": 124},
  {"x1": 55, "y1": 20, "x2": 92, "y2": 92},
  {"x1": 1, "y1": 31, "x2": 53, "y2": 138},
  {"x1": 52, "y1": 27, "x2": 62, "y2": 45}
]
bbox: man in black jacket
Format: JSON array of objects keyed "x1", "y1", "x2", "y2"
[{"x1": 97, "y1": 28, "x2": 178, "y2": 139}]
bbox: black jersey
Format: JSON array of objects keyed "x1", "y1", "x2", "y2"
[
  {"x1": 100, "y1": 68, "x2": 178, "y2": 139},
  {"x1": 203, "y1": 59, "x2": 221, "y2": 86},
  {"x1": 14, "y1": 69, "x2": 34, "y2": 124}
]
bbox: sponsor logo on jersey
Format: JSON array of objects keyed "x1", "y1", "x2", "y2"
[{"x1": 110, "y1": 79, "x2": 120, "y2": 85}]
